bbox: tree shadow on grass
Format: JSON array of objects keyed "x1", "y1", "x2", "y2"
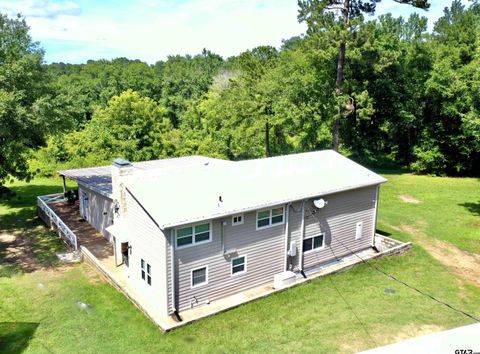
[
  {"x1": 459, "y1": 201, "x2": 480, "y2": 217},
  {"x1": 0, "y1": 322, "x2": 39, "y2": 354}
]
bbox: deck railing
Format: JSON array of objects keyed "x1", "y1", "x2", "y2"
[{"x1": 37, "y1": 193, "x2": 78, "y2": 250}]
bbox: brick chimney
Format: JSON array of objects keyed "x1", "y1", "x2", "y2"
[{"x1": 111, "y1": 158, "x2": 134, "y2": 220}]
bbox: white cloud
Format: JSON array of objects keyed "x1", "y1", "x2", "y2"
[
  {"x1": 22, "y1": 0, "x2": 306, "y2": 63},
  {"x1": 0, "y1": 0, "x2": 81, "y2": 19},
  {"x1": 1, "y1": 0, "x2": 471, "y2": 64}
]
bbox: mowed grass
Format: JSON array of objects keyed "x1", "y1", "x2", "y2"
[
  {"x1": 378, "y1": 173, "x2": 480, "y2": 253},
  {"x1": 0, "y1": 174, "x2": 479, "y2": 353}
]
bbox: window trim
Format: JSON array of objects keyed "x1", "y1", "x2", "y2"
[
  {"x1": 141, "y1": 258, "x2": 152, "y2": 286},
  {"x1": 175, "y1": 221, "x2": 212, "y2": 250},
  {"x1": 232, "y1": 214, "x2": 244, "y2": 226},
  {"x1": 303, "y1": 233, "x2": 325, "y2": 254},
  {"x1": 256, "y1": 206, "x2": 285, "y2": 230},
  {"x1": 231, "y1": 255, "x2": 247, "y2": 276},
  {"x1": 191, "y1": 265, "x2": 209, "y2": 289}
]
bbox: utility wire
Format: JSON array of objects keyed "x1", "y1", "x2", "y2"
[
  {"x1": 327, "y1": 276, "x2": 379, "y2": 347},
  {"x1": 324, "y1": 244, "x2": 378, "y2": 346},
  {"x1": 329, "y1": 233, "x2": 480, "y2": 323}
]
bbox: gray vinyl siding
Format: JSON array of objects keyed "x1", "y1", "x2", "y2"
[
  {"x1": 166, "y1": 185, "x2": 378, "y2": 313},
  {"x1": 170, "y1": 207, "x2": 287, "y2": 312},
  {"x1": 78, "y1": 184, "x2": 113, "y2": 238},
  {"x1": 289, "y1": 186, "x2": 377, "y2": 270},
  {"x1": 125, "y1": 193, "x2": 169, "y2": 317}
]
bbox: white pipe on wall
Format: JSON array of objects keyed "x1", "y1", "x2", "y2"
[
  {"x1": 170, "y1": 231, "x2": 177, "y2": 313},
  {"x1": 283, "y1": 203, "x2": 290, "y2": 271},
  {"x1": 299, "y1": 200, "x2": 306, "y2": 270}
]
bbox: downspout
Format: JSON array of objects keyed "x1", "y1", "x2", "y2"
[
  {"x1": 283, "y1": 203, "x2": 290, "y2": 271},
  {"x1": 372, "y1": 185, "x2": 380, "y2": 251},
  {"x1": 299, "y1": 200, "x2": 307, "y2": 278},
  {"x1": 170, "y1": 230, "x2": 181, "y2": 321}
]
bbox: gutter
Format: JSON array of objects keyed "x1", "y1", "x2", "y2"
[
  {"x1": 161, "y1": 180, "x2": 387, "y2": 229},
  {"x1": 372, "y1": 185, "x2": 380, "y2": 249},
  {"x1": 170, "y1": 231, "x2": 181, "y2": 320},
  {"x1": 283, "y1": 203, "x2": 290, "y2": 271},
  {"x1": 299, "y1": 200, "x2": 306, "y2": 275}
]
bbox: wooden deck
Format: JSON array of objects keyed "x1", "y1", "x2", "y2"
[{"x1": 49, "y1": 201, "x2": 114, "y2": 262}]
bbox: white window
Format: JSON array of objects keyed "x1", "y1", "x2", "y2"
[
  {"x1": 141, "y1": 259, "x2": 151, "y2": 285},
  {"x1": 355, "y1": 221, "x2": 363, "y2": 240},
  {"x1": 191, "y1": 266, "x2": 208, "y2": 288},
  {"x1": 232, "y1": 214, "x2": 244, "y2": 226},
  {"x1": 176, "y1": 222, "x2": 211, "y2": 249},
  {"x1": 231, "y1": 255, "x2": 247, "y2": 275},
  {"x1": 256, "y1": 207, "x2": 284, "y2": 229},
  {"x1": 303, "y1": 234, "x2": 325, "y2": 253}
]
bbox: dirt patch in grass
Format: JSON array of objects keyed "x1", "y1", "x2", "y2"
[
  {"x1": 392, "y1": 323, "x2": 444, "y2": 343},
  {"x1": 399, "y1": 194, "x2": 421, "y2": 204},
  {"x1": 0, "y1": 224, "x2": 68, "y2": 274},
  {"x1": 398, "y1": 224, "x2": 480, "y2": 288},
  {"x1": 398, "y1": 224, "x2": 421, "y2": 235},
  {"x1": 422, "y1": 239, "x2": 480, "y2": 288}
]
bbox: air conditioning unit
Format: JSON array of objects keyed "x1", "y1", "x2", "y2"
[{"x1": 273, "y1": 271, "x2": 296, "y2": 289}]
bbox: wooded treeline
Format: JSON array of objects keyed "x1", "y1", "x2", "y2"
[{"x1": 1, "y1": 1, "x2": 479, "y2": 186}]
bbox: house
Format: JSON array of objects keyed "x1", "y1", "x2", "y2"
[{"x1": 50, "y1": 150, "x2": 390, "y2": 321}]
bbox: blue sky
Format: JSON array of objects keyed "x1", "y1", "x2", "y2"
[{"x1": 0, "y1": 0, "x2": 467, "y2": 64}]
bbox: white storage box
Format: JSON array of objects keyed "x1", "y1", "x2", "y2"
[{"x1": 273, "y1": 271, "x2": 296, "y2": 289}]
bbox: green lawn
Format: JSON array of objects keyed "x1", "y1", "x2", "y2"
[{"x1": 0, "y1": 174, "x2": 479, "y2": 353}]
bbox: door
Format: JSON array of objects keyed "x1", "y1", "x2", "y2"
[
  {"x1": 121, "y1": 242, "x2": 129, "y2": 267},
  {"x1": 80, "y1": 191, "x2": 89, "y2": 221}
]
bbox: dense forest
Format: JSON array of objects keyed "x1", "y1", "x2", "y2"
[{"x1": 1, "y1": 0, "x2": 479, "y2": 187}]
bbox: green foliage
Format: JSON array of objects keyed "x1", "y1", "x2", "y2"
[
  {"x1": 159, "y1": 49, "x2": 224, "y2": 127},
  {"x1": 48, "y1": 58, "x2": 160, "y2": 128},
  {"x1": 0, "y1": 14, "x2": 63, "y2": 186},
  {"x1": 67, "y1": 90, "x2": 175, "y2": 166},
  {"x1": 4, "y1": 2, "x2": 480, "y2": 179}
]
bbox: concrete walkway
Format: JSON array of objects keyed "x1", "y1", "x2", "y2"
[
  {"x1": 358, "y1": 323, "x2": 480, "y2": 354},
  {"x1": 47, "y1": 202, "x2": 412, "y2": 331}
]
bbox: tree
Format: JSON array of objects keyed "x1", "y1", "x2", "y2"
[
  {"x1": 298, "y1": 0, "x2": 430, "y2": 151},
  {"x1": 158, "y1": 49, "x2": 224, "y2": 128},
  {"x1": 49, "y1": 58, "x2": 160, "y2": 128},
  {"x1": 413, "y1": 1, "x2": 480, "y2": 174},
  {"x1": 0, "y1": 13, "x2": 60, "y2": 186},
  {"x1": 343, "y1": 13, "x2": 431, "y2": 164},
  {"x1": 63, "y1": 90, "x2": 175, "y2": 166}
]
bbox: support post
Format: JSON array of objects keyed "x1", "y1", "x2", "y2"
[{"x1": 62, "y1": 175, "x2": 67, "y2": 195}]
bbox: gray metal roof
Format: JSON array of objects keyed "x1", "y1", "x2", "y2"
[
  {"x1": 59, "y1": 156, "x2": 232, "y2": 198},
  {"x1": 126, "y1": 150, "x2": 388, "y2": 229}
]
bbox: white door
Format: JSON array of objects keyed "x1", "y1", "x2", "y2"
[{"x1": 80, "y1": 191, "x2": 89, "y2": 221}]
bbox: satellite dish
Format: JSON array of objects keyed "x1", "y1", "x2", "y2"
[{"x1": 314, "y1": 198, "x2": 327, "y2": 209}]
